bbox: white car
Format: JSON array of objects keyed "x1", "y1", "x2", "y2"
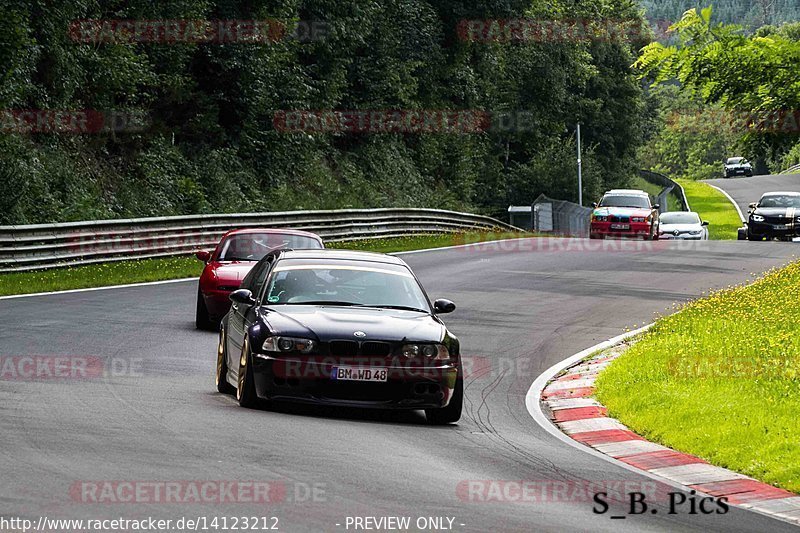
[{"x1": 658, "y1": 211, "x2": 709, "y2": 240}]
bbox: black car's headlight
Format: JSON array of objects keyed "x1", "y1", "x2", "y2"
[
  {"x1": 752, "y1": 214, "x2": 765, "y2": 222},
  {"x1": 400, "y1": 343, "x2": 450, "y2": 361},
  {"x1": 262, "y1": 336, "x2": 316, "y2": 354}
]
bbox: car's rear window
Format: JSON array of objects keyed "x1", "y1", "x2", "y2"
[{"x1": 217, "y1": 233, "x2": 322, "y2": 261}]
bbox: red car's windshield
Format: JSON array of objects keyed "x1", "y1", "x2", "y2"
[
  {"x1": 217, "y1": 233, "x2": 322, "y2": 261},
  {"x1": 598, "y1": 195, "x2": 651, "y2": 209}
]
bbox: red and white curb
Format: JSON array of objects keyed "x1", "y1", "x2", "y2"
[{"x1": 527, "y1": 326, "x2": 800, "y2": 526}]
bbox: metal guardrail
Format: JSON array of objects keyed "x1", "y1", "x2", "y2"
[
  {"x1": 638, "y1": 170, "x2": 690, "y2": 211},
  {"x1": 532, "y1": 194, "x2": 592, "y2": 237},
  {"x1": 781, "y1": 163, "x2": 800, "y2": 174},
  {"x1": 0, "y1": 208, "x2": 520, "y2": 273}
]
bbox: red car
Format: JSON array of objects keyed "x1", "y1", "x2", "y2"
[
  {"x1": 589, "y1": 189, "x2": 660, "y2": 240},
  {"x1": 195, "y1": 229, "x2": 324, "y2": 329}
]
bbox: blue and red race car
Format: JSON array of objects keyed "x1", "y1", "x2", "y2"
[{"x1": 589, "y1": 189, "x2": 660, "y2": 240}]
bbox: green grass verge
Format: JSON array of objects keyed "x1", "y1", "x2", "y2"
[
  {"x1": 595, "y1": 261, "x2": 800, "y2": 493},
  {"x1": 0, "y1": 231, "x2": 536, "y2": 297},
  {"x1": 330, "y1": 231, "x2": 536, "y2": 254},
  {"x1": 677, "y1": 179, "x2": 742, "y2": 240},
  {"x1": 630, "y1": 176, "x2": 682, "y2": 213}
]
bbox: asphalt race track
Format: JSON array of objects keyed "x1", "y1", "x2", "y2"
[
  {"x1": 705, "y1": 173, "x2": 800, "y2": 217},
  {"x1": 2, "y1": 240, "x2": 799, "y2": 532}
]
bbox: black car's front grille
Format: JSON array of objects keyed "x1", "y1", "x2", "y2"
[
  {"x1": 329, "y1": 340, "x2": 359, "y2": 357},
  {"x1": 361, "y1": 341, "x2": 392, "y2": 357},
  {"x1": 326, "y1": 340, "x2": 394, "y2": 357},
  {"x1": 763, "y1": 216, "x2": 791, "y2": 224}
]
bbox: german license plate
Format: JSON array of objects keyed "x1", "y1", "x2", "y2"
[
  {"x1": 610, "y1": 223, "x2": 630, "y2": 230},
  {"x1": 331, "y1": 366, "x2": 388, "y2": 382},
  {"x1": 774, "y1": 224, "x2": 787, "y2": 230}
]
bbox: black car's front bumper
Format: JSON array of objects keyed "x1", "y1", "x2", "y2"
[
  {"x1": 746, "y1": 221, "x2": 800, "y2": 240},
  {"x1": 250, "y1": 355, "x2": 459, "y2": 409},
  {"x1": 724, "y1": 168, "x2": 752, "y2": 177}
]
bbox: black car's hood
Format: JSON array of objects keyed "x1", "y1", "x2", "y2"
[
  {"x1": 752, "y1": 207, "x2": 800, "y2": 217},
  {"x1": 260, "y1": 305, "x2": 445, "y2": 342}
]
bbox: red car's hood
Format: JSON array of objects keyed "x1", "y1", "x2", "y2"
[
  {"x1": 593, "y1": 206, "x2": 652, "y2": 217},
  {"x1": 209, "y1": 261, "x2": 256, "y2": 282}
]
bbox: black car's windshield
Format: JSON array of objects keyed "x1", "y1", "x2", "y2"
[
  {"x1": 598, "y1": 195, "x2": 651, "y2": 209},
  {"x1": 263, "y1": 264, "x2": 430, "y2": 312},
  {"x1": 759, "y1": 195, "x2": 800, "y2": 208},
  {"x1": 217, "y1": 234, "x2": 322, "y2": 261},
  {"x1": 726, "y1": 157, "x2": 744, "y2": 165},
  {"x1": 659, "y1": 212, "x2": 701, "y2": 225}
]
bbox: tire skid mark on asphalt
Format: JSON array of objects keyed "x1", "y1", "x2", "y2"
[{"x1": 463, "y1": 363, "x2": 567, "y2": 478}]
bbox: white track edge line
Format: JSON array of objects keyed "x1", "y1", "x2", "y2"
[
  {"x1": 706, "y1": 183, "x2": 746, "y2": 223},
  {"x1": 0, "y1": 277, "x2": 198, "y2": 300},
  {"x1": 525, "y1": 323, "x2": 795, "y2": 526},
  {"x1": 0, "y1": 237, "x2": 530, "y2": 300}
]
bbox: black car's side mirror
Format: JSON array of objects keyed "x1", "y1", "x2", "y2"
[
  {"x1": 702, "y1": 221, "x2": 710, "y2": 226},
  {"x1": 591, "y1": 202, "x2": 598, "y2": 208},
  {"x1": 230, "y1": 289, "x2": 256, "y2": 306},
  {"x1": 749, "y1": 202, "x2": 758, "y2": 209},
  {"x1": 433, "y1": 299, "x2": 456, "y2": 314}
]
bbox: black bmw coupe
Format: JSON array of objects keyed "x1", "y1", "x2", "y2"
[
  {"x1": 216, "y1": 249, "x2": 463, "y2": 424},
  {"x1": 740, "y1": 191, "x2": 800, "y2": 241}
]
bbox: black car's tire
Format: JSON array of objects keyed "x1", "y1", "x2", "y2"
[
  {"x1": 195, "y1": 289, "x2": 215, "y2": 331},
  {"x1": 426, "y1": 373, "x2": 463, "y2": 425},
  {"x1": 216, "y1": 326, "x2": 235, "y2": 394},
  {"x1": 236, "y1": 337, "x2": 258, "y2": 408},
  {"x1": 747, "y1": 232, "x2": 762, "y2": 241}
]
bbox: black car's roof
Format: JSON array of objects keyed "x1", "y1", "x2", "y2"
[{"x1": 274, "y1": 249, "x2": 407, "y2": 266}]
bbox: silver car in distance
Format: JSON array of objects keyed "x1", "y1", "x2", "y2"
[{"x1": 658, "y1": 211, "x2": 709, "y2": 240}]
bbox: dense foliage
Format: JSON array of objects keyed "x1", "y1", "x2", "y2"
[
  {"x1": 636, "y1": 8, "x2": 800, "y2": 176},
  {"x1": 640, "y1": 0, "x2": 800, "y2": 29},
  {"x1": 0, "y1": 0, "x2": 650, "y2": 224},
  {"x1": 637, "y1": 84, "x2": 740, "y2": 180}
]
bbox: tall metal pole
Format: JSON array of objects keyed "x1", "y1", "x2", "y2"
[{"x1": 577, "y1": 123, "x2": 583, "y2": 206}]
